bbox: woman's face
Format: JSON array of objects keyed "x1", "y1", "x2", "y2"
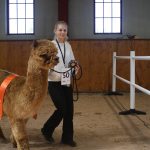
[{"x1": 55, "y1": 24, "x2": 68, "y2": 42}]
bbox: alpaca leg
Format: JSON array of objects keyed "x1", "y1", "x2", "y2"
[
  {"x1": 10, "y1": 119, "x2": 29, "y2": 150},
  {"x1": 10, "y1": 132, "x2": 17, "y2": 148},
  {"x1": 0, "y1": 126, "x2": 7, "y2": 143}
]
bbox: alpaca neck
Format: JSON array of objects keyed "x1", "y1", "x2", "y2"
[{"x1": 26, "y1": 58, "x2": 48, "y2": 91}]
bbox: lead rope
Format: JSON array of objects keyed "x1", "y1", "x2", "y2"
[
  {"x1": 71, "y1": 64, "x2": 82, "y2": 101},
  {"x1": 50, "y1": 62, "x2": 82, "y2": 101}
]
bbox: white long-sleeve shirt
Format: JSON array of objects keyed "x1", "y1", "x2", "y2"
[{"x1": 48, "y1": 40, "x2": 75, "y2": 81}]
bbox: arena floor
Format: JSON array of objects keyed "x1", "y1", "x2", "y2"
[{"x1": 1, "y1": 92, "x2": 150, "y2": 150}]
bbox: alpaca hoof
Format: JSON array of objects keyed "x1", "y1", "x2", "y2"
[
  {"x1": 10, "y1": 134, "x2": 17, "y2": 148},
  {"x1": 0, "y1": 137, "x2": 8, "y2": 144},
  {"x1": 12, "y1": 142, "x2": 17, "y2": 148}
]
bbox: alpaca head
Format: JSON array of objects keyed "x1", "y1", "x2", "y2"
[{"x1": 31, "y1": 39, "x2": 59, "y2": 70}]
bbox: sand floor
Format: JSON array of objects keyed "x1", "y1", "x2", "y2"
[{"x1": 1, "y1": 92, "x2": 150, "y2": 150}]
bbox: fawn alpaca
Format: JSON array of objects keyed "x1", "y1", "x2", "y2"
[{"x1": 0, "y1": 39, "x2": 58, "y2": 150}]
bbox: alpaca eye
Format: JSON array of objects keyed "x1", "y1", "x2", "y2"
[
  {"x1": 40, "y1": 54, "x2": 47, "y2": 58},
  {"x1": 40, "y1": 54, "x2": 51, "y2": 63}
]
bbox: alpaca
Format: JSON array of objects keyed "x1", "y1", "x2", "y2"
[{"x1": 0, "y1": 39, "x2": 58, "y2": 150}]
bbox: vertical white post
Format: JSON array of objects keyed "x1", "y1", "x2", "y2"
[
  {"x1": 112, "y1": 52, "x2": 116, "y2": 92},
  {"x1": 130, "y1": 50, "x2": 135, "y2": 110}
]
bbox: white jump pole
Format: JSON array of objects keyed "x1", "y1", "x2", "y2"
[
  {"x1": 119, "y1": 50, "x2": 146, "y2": 115},
  {"x1": 130, "y1": 50, "x2": 135, "y2": 110},
  {"x1": 112, "y1": 52, "x2": 116, "y2": 92},
  {"x1": 105, "y1": 52, "x2": 123, "y2": 95},
  {"x1": 111, "y1": 50, "x2": 147, "y2": 115}
]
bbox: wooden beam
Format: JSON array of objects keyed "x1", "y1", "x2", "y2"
[{"x1": 58, "y1": 0, "x2": 68, "y2": 23}]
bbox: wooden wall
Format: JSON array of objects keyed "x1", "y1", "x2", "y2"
[{"x1": 0, "y1": 40, "x2": 150, "y2": 92}]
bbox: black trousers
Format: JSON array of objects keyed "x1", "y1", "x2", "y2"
[{"x1": 42, "y1": 82, "x2": 74, "y2": 142}]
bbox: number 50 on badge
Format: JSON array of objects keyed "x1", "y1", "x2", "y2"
[{"x1": 61, "y1": 68, "x2": 71, "y2": 85}]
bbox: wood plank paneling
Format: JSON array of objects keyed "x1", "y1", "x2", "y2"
[
  {"x1": 0, "y1": 40, "x2": 150, "y2": 92},
  {"x1": 71, "y1": 40, "x2": 150, "y2": 92},
  {"x1": 0, "y1": 41, "x2": 32, "y2": 76}
]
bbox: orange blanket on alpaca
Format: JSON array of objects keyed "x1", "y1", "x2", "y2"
[{"x1": 0, "y1": 73, "x2": 18, "y2": 119}]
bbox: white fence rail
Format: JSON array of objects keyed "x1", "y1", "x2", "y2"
[{"x1": 112, "y1": 51, "x2": 150, "y2": 115}]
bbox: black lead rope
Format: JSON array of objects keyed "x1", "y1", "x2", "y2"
[
  {"x1": 50, "y1": 63, "x2": 82, "y2": 101},
  {"x1": 72, "y1": 71, "x2": 79, "y2": 101},
  {"x1": 71, "y1": 64, "x2": 82, "y2": 101},
  {"x1": 50, "y1": 68, "x2": 72, "y2": 74}
]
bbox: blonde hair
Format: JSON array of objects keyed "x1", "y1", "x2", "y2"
[{"x1": 53, "y1": 21, "x2": 68, "y2": 41}]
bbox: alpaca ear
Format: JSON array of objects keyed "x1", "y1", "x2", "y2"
[{"x1": 33, "y1": 40, "x2": 38, "y2": 48}]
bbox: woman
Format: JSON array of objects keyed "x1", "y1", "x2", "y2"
[{"x1": 41, "y1": 21, "x2": 78, "y2": 147}]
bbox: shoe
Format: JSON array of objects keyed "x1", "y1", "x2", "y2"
[
  {"x1": 41, "y1": 128, "x2": 54, "y2": 143},
  {"x1": 61, "y1": 140, "x2": 77, "y2": 147}
]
